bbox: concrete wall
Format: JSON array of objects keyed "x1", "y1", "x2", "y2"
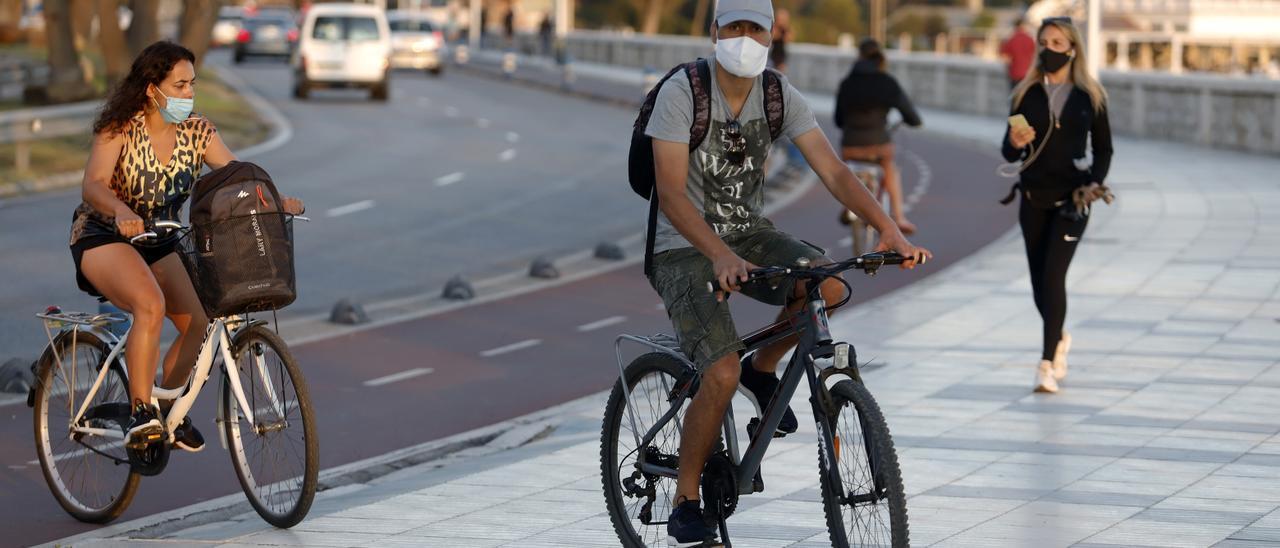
[{"x1": 560, "y1": 31, "x2": 1280, "y2": 155}]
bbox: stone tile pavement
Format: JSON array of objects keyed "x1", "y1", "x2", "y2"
[{"x1": 47, "y1": 59, "x2": 1280, "y2": 548}]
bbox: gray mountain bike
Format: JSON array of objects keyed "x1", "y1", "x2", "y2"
[{"x1": 602, "y1": 252, "x2": 911, "y2": 547}]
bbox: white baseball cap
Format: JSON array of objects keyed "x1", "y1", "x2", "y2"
[{"x1": 715, "y1": 0, "x2": 773, "y2": 31}]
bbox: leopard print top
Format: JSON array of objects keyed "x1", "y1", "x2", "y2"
[{"x1": 70, "y1": 112, "x2": 216, "y2": 246}]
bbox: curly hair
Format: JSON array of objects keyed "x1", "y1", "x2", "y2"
[{"x1": 93, "y1": 41, "x2": 196, "y2": 135}]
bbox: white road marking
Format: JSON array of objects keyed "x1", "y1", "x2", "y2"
[
  {"x1": 325, "y1": 200, "x2": 376, "y2": 218},
  {"x1": 576, "y1": 316, "x2": 627, "y2": 332},
  {"x1": 444, "y1": 106, "x2": 460, "y2": 118},
  {"x1": 435, "y1": 172, "x2": 465, "y2": 186},
  {"x1": 480, "y1": 339, "x2": 542, "y2": 358},
  {"x1": 363, "y1": 367, "x2": 435, "y2": 387},
  {"x1": 499, "y1": 148, "x2": 517, "y2": 162},
  {"x1": 506, "y1": 131, "x2": 520, "y2": 143},
  {"x1": 477, "y1": 118, "x2": 492, "y2": 128}
]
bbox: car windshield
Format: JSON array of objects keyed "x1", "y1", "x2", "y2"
[
  {"x1": 389, "y1": 19, "x2": 435, "y2": 32},
  {"x1": 312, "y1": 16, "x2": 380, "y2": 41},
  {"x1": 246, "y1": 17, "x2": 290, "y2": 30}
]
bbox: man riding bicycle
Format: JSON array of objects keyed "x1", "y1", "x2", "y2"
[
  {"x1": 834, "y1": 38, "x2": 923, "y2": 235},
  {"x1": 644, "y1": 1, "x2": 930, "y2": 544}
]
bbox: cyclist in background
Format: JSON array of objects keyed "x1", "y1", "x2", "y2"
[{"x1": 834, "y1": 38, "x2": 923, "y2": 235}]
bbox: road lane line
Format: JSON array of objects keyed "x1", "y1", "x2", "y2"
[
  {"x1": 444, "y1": 106, "x2": 460, "y2": 117},
  {"x1": 506, "y1": 131, "x2": 520, "y2": 143},
  {"x1": 576, "y1": 316, "x2": 627, "y2": 332},
  {"x1": 326, "y1": 200, "x2": 376, "y2": 218},
  {"x1": 499, "y1": 149, "x2": 517, "y2": 162},
  {"x1": 435, "y1": 172, "x2": 465, "y2": 186},
  {"x1": 480, "y1": 339, "x2": 542, "y2": 358},
  {"x1": 363, "y1": 367, "x2": 435, "y2": 387}
]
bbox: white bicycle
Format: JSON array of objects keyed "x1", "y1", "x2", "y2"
[{"x1": 28, "y1": 221, "x2": 317, "y2": 527}]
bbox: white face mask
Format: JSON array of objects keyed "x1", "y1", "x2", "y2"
[{"x1": 715, "y1": 36, "x2": 770, "y2": 78}]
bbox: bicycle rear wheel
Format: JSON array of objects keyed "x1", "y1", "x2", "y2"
[
  {"x1": 32, "y1": 332, "x2": 139, "y2": 523},
  {"x1": 601, "y1": 352, "x2": 694, "y2": 548},
  {"x1": 222, "y1": 324, "x2": 317, "y2": 528},
  {"x1": 817, "y1": 379, "x2": 908, "y2": 547}
]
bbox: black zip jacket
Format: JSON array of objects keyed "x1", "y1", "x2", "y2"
[
  {"x1": 1002, "y1": 83, "x2": 1113, "y2": 206},
  {"x1": 835, "y1": 60, "x2": 923, "y2": 147}
]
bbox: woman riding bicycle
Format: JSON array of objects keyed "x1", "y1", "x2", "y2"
[
  {"x1": 69, "y1": 41, "x2": 303, "y2": 451},
  {"x1": 834, "y1": 38, "x2": 922, "y2": 235}
]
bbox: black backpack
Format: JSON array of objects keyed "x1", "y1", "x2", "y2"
[
  {"x1": 628, "y1": 58, "x2": 786, "y2": 275},
  {"x1": 183, "y1": 161, "x2": 297, "y2": 317}
]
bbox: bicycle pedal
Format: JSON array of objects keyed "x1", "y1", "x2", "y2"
[{"x1": 746, "y1": 418, "x2": 788, "y2": 441}]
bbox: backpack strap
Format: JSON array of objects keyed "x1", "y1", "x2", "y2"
[
  {"x1": 685, "y1": 58, "x2": 713, "y2": 151},
  {"x1": 762, "y1": 68, "x2": 785, "y2": 142},
  {"x1": 645, "y1": 59, "x2": 713, "y2": 278}
]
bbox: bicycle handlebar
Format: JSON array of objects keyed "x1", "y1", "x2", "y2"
[
  {"x1": 128, "y1": 220, "x2": 186, "y2": 244},
  {"x1": 125, "y1": 215, "x2": 311, "y2": 244},
  {"x1": 705, "y1": 251, "x2": 910, "y2": 294}
]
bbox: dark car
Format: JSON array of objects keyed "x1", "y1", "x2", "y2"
[{"x1": 234, "y1": 14, "x2": 298, "y2": 63}]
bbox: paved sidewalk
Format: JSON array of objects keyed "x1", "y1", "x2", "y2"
[{"x1": 50, "y1": 60, "x2": 1280, "y2": 548}]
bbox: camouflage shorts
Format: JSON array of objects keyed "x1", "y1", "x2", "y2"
[{"x1": 648, "y1": 224, "x2": 830, "y2": 369}]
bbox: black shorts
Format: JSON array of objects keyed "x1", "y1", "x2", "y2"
[{"x1": 70, "y1": 235, "x2": 179, "y2": 298}]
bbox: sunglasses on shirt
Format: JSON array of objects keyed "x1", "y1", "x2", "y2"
[{"x1": 720, "y1": 119, "x2": 747, "y2": 167}]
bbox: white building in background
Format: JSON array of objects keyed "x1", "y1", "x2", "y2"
[{"x1": 1029, "y1": 0, "x2": 1280, "y2": 75}]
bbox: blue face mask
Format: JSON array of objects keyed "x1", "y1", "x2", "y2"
[{"x1": 154, "y1": 88, "x2": 193, "y2": 124}]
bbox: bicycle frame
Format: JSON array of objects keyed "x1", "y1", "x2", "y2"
[
  {"x1": 615, "y1": 283, "x2": 860, "y2": 497},
  {"x1": 59, "y1": 316, "x2": 271, "y2": 444}
]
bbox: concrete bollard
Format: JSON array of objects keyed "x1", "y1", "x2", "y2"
[
  {"x1": 502, "y1": 52, "x2": 518, "y2": 79},
  {"x1": 529, "y1": 256, "x2": 560, "y2": 279},
  {"x1": 595, "y1": 242, "x2": 625, "y2": 261},
  {"x1": 442, "y1": 275, "x2": 476, "y2": 300},
  {"x1": 0, "y1": 357, "x2": 35, "y2": 393},
  {"x1": 329, "y1": 298, "x2": 370, "y2": 325}
]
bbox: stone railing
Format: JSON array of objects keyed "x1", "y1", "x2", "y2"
[{"x1": 559, "y1": 31, "x2": 1280, "y2": 155}]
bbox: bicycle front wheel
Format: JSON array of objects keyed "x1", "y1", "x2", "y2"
[
  {"x1": 33, "y1": 332, "x2": 139, "y2": 523},
  {"x1": 222, "y1": 325, "x2": 317, "y2": 528},
  {"x1": 601, "y1": 352, "x2": 694, "y2": 548},
  {"x1": 817, "y1": 379, "x2": 908, "y2": 548}
]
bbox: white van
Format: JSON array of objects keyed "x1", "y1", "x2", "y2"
[{"x1": 293, "y1": 4, "x2": 392, "y2": 101}]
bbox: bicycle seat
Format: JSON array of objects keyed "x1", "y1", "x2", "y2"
[{"x1": 845, "y1": 160, "x2": 884, "y2": 178}]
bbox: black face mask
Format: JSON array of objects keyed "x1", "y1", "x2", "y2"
[{"x1": 1040, "y1": 48, "x2": 1073, "y2": 73}]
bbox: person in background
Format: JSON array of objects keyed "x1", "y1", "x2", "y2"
[
  {"x1": 1000, "y1": 16, "x2": 1036, "y2": 90},
  {"x1": 834, "y1": 38, "x2": 923, "y2": 235},
  {"x1": 539, "y1": 13, "x2": 554, "y2": 56},
  {"x1": 769, "y1": 8, "x2": 791, "y2": 73},
  {"x1": 1001, "y1": 17, "x2": 1114, "y2": 394}
]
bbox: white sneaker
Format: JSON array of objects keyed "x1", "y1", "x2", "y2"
[
  {"x1": 1034, "y1": 360, "x2": 1059, "y2": 393},
  {"x1": 1052, "y1": 331, "x2": 1071, "y2": 380}
]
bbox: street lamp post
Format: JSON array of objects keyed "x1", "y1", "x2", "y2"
[
  {"x1": 1086, "y1": 0, "x2": 1102, "y2": 76},
  {"x1": 469, "y1": 0, "x2": 482, "y2": 51}
]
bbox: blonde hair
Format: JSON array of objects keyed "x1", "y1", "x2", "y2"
[{"x1": 1011, "y1": 19, "x2": 1108, "y2": 112}]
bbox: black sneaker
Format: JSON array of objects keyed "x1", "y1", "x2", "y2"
[
  {"x1": 125, "y1": 402, "x2": 164, "y2": 449},
  {"x1": 173, "y1": 417, "x2": 205, "y2": 453},
  {"x1": 666, "y1": 499, "x2": 718, "y2": 547},
  {"x1": 737, "y1": 354, "x2": 798, "y2": 436}
]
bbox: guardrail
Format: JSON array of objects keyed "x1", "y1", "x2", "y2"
[{"x1": 0, "y1": 100, "x2": 96, "y2": 173}]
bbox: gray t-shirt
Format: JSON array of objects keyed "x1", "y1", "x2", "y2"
[
  {"x1": 1045, "y1": 81, "x2": 1073, "y2": 119},
  {"x1": 645, "y1": 56, "x2": 819, "y2": 253}
]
